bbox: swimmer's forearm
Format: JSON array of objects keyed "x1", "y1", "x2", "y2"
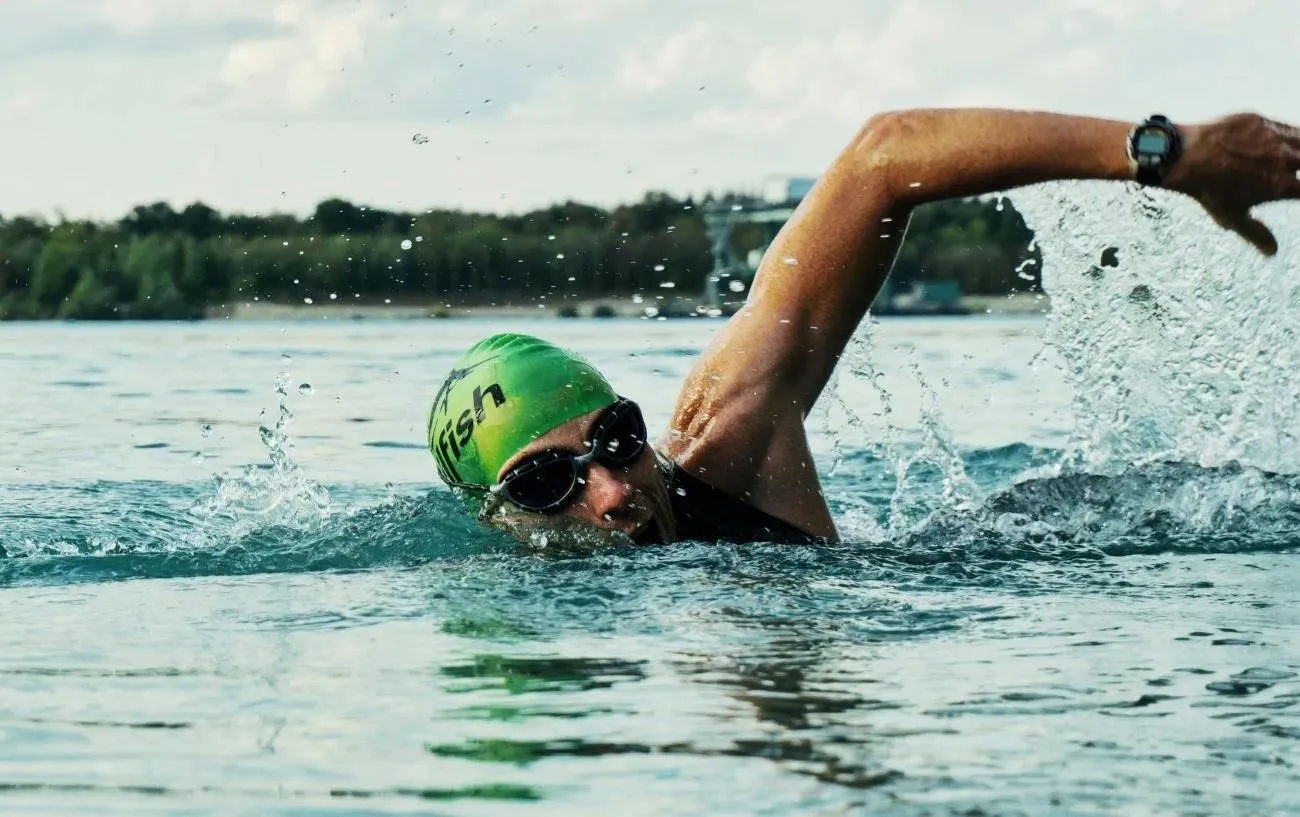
[{"x1": 853, "y1": 108, "x2": 1136, "y2": 204}]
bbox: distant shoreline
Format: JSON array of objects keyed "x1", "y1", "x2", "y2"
[{"x1": 205, "y1": 292, "x2": 1050, "y2": 321}]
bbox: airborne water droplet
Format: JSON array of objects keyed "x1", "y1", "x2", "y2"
[
  {"x1": 281, "y1": 353, "x2": 292, "y2": 363},
  {"x1": 298, "y1": 383, "x2": 313, "y2": 395},
  {"x1": 200, "y1": 423, "x2": 213, "y2": 438},
  {"x1": 400, "y1": 239, "x2": 413, "y2": 250},
  {"x1": 728, "y1": 280, "x2": 745, "y2": 293},
  {"x1": 411, "y1": 133, "x2": 429, "y2": 145}
]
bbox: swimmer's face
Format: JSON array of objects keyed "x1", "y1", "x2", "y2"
[{"x1": 492, "y1": 404, "x2": 675, "y2": 543}]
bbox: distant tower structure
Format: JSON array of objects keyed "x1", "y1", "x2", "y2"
[{"x1": 701, "y1": 175, "x2": 815, "y2": 315}]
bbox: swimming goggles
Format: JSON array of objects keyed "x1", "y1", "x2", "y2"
[{"x1": 490, "y1": 397, "x2": 648, "y2": 513}]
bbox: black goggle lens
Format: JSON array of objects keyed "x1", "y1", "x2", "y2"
[
  {"x1": 501, "y1": 454, "x2": 580, "y2": 512},
  {"x1": 498, "y1": 400, "x2": 647, "y2": 513},
  {"x1": 590, "y1": 402, "x2": 646, "y2": 466}
]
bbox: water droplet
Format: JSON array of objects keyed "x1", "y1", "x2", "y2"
[
  {"x1": 303, "y1": 297, "x2": 313, "y2": 304},
  {"x1": 411, "y1": 133, "x2": 429, "y2": 145},
  {"x1": 653, "y1": 264, "x2": 665, "y2": 272},
  {"x1": 556, "y1": 253, "x2": 565, "y2": 259},
  {"x1": 675, "y1": 487, "x2": 687, "y2": 496},
  {"x1": 728, "y1": 280, "x2": 745, "y2": 293},
  {"x1": 643, "y1": 306, "x2": 660, "y2": 318},
  {"x1": 908, "y1": 181, "x2": 922, "y2": 188},
  {"x1": 190, "y1": 451, "x2": 205, "y2": 464},
  {"x1": 281, "y1": 353, "x2": 292, "y2": 362},
  {"x1": 400, "y1": 239, "x2": 413, "y2": 250},
  {"x1": 660, "y1": 281, "x2": 676, "y2": 289},
  {"x1": 298, "y1": 383, "x2": 313, "y2": 395},
  {"x1": 385, "y1": 482, "x2": 395, "y2": 491},
  {"x1": 783, "y1": 256, "x2": 798, "y2": 266},
  {"x1": 200, "y1": 423, "x2": 213, "y2": 438},
  {"x1": 632, "y1": 294, "x2": 643, "y2": 304},
  {"x1": 329, "y1": 293, "x2": 338, "y2": 300}
]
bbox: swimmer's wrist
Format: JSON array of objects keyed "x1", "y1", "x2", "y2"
[{"x1": 1158, "y1": 123, "x2": 1202, "y2": 195}]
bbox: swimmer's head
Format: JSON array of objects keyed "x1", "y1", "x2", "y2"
[
  {"x1": 427, "y1": 332, "x2": 618, "y2": 490},
  {"x1": 427, "y1": 333, "x2": 675, "y2": 543}
]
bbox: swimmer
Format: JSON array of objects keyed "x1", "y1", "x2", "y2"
[{"x1": 428, "y1": 109, "x2": 1300, "y2": 544}]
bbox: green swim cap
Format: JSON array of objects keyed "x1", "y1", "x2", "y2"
[{"x1": 427, "y1": 333, "x2": 618, "y2": 488}]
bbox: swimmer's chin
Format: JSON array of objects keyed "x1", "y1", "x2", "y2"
[{"x1": 482, "y1": 507, "x2": 639, "y2": 552}]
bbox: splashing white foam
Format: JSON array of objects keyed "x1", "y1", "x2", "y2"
[
  {"x1": 188, "y1": 371, "x2": 333, "y2": 540},
  {"x1": 1011, "y1": 182, "x2": 1300, "y2": 475}
]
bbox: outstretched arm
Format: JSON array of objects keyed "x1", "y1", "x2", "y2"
[
  {"x1": 693, "y1": 108, "x2": 1300, "y2": 420},
  {"x1": 665, "y1": 108, "x2": 1299, "y2": 537}
]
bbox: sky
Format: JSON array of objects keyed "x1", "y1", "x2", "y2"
[{"x1": 0, "y1": 0, "x2": 1296, "y2": 221}]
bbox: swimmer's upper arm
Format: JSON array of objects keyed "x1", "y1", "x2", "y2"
[
  {"x1": 686, "y1": 114, "x2": 911, "y2": 419},
  {"x1": 683, "y1": 108, "x2": 1137, "y2": 419}
]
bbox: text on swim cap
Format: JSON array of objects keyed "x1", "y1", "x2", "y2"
[{"x1": 434, "y1": 382, "x2": 506, "y2": 482}]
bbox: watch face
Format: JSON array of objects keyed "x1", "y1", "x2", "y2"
[{"x1": 1136, "y1": 130, "x2": 1169, "y2": 154}]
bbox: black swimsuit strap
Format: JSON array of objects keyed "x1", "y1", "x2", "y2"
[{"x1": 664, "y1": 461, "x2": 824, "y2": 545}]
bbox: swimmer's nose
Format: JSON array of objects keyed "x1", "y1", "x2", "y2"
[{"x1": 581, "y1": 462, "x2": 636, "y2": 520}]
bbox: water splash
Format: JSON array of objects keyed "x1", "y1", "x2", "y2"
[
  {"x1": 820, "y1": 320, "x2": 976, "y2": 538},
  {"x1": 1011, "y1": 182, "x2": 1300, "y2": 474},
  {"x1": 188, "y1": 372, "x2": 332, "y2": 541}
]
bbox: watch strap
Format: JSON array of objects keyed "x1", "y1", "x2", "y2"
[{"x1": 1135, "y1": 165, "x2": 1164, "y2": 186}]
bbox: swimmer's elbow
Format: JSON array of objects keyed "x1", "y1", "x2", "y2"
[
  {"x1": 846, "y1": 111, "x2": 909, "y2": 177},
  {"x1": 844, "y1": 109, "x2": 928, "y2": 203}
]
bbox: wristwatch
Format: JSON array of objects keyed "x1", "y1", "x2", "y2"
[{"x1": 1127, "y1": 114, "x2": 1182, "y2": 186}]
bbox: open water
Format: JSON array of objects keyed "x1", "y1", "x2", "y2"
[{"x1": 1, "y1": 185, "x2": 1299, "y2": 815}]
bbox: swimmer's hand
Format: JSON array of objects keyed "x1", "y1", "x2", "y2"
[{"x1": 1167, "y1": 114, "x2": 1300, "y2": 257}]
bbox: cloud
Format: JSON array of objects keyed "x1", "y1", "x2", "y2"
[
  {"x1": 618, "y1": 22, "x2": 720, "y2": 94},
  {"x1": 0, "y1": 0, "x2": 1294, "y2": 221},
  {"x1": 197, "y1": 1, "x2": 388, "y2": 115}
]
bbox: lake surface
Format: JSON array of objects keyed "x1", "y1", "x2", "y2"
[
  {"x1": 2, "y1": 303, "x2": 1297, "y2": 816},
  {"x1": 3, "y1": 177, "x2": 1300, "y2": 817}
]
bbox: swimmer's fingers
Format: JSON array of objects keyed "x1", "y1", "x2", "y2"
[
  {"x1": 1287, "y1": 143, "x2": 1300, "y2": 196},
  {"x1": 1173, "y1": 114, "x2": 1300, "y2": 249},
  {"x1": 1261, "y1": 119, "x2": 1300, "y2": 196},
  {"x1": 1265, "y1": 118, "x2": 1300, "y2": 142},
  {"x1": 1227, "y1": 213, "x2": 1280, "y2": 257},
  {"x1": 1203, "y1": 199, "x2": 1279, "y2": 257}
]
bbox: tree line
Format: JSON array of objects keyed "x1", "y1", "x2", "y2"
[{"x1": 0, "y1": 192, "x2": 1040, "y2": 320}]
